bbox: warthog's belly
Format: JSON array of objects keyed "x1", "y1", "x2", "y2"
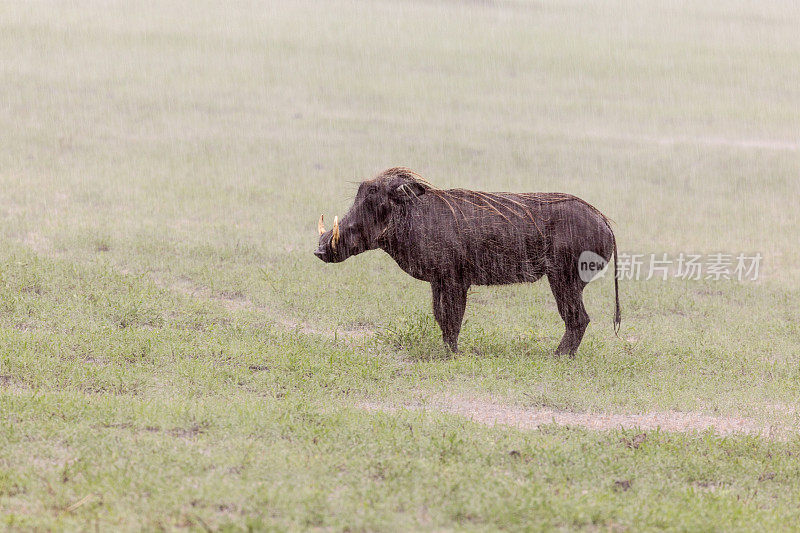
[
  {"x1": 382, "y1": 223, "x2": 550, "y2": 285},
  {"x1": 467, "y1": 247, "x2": 547, "y2": 286}
]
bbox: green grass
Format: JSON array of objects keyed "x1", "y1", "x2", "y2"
[{"x1": 2, "y1": 0, "x2": 800, "y2": 529}]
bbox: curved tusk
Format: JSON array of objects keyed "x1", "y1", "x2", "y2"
[
  {"x1": 332, "y1": 216, "x2": 340, "y2": 249},
  {"x1": 318, "y1": 214, "x2": 325, "y2": 236}
]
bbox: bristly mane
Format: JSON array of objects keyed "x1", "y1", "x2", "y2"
[{"x1": 376, "y1": 167, "x2": 437, "y2": 189}]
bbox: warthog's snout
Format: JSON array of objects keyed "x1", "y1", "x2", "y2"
[{"x1": 314, "y1": 214, "x2": 342, "y2": 263}]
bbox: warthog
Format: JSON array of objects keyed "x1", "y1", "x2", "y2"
[{"x1": 314, "y1": 167, "x2": 620, "y2": 355}]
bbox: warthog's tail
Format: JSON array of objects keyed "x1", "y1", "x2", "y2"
[
  {"x1": 594, "y1": 209, "x2": 621, "y2": 336},
  {"x1": 612, "y1": 235, "x2": 621, "y2": 336}
]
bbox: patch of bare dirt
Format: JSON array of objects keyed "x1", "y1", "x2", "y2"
[
  {"x1": 97, "y1": 422, "x2": 210, "y2": 438},
  {"x1": 358, "y1": 394, "x2": 785, "y2": 438}
]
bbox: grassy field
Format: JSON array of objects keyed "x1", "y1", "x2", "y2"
[{"x1": 2, "y1": 0, "x2": 800, "y2": 530}]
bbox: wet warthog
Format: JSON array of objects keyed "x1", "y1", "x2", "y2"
[{"x1": 314, "y1": 167, "x2": 620, "y2": 355}]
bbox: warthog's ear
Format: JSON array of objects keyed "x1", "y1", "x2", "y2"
[{"x1": 390, "y1": 181, "x2": 426, "y2": 203}]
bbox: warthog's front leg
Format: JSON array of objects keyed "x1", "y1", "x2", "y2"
[{"x1": 431, "y1": 279, "x2": 468, "y2": 352}]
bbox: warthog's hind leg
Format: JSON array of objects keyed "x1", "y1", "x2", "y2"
[
  {"x1": 548, "y1": 274, "x2": 590, "y2": 357},
  {"x1": 431, "y1": 280, "x2": 469, "y2": 353}
]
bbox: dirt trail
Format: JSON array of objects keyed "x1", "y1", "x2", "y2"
[
  {"x1": 155, "y1": 275, "x2": 374, "y2": 340},
  {"x1": 14, "y1": 230, "x2": 375, "y2": 341},
  {"x1": 587, "y1": 132, "x2": 799, "y2": 152},
  {"x1": 12, "y1": 234, "x2": 791, "y2": 439},
  {"x1": 359, "y1": 395, "x2": 786, "y2": 438}
]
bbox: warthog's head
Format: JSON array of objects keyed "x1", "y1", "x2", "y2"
[{"x1": 314, "y1": 168, "x2": 428, "y2": 263}]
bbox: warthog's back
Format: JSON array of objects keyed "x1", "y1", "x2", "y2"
[{"x1": 384, "y1": 188, "x2": 615, "y2": 286}]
